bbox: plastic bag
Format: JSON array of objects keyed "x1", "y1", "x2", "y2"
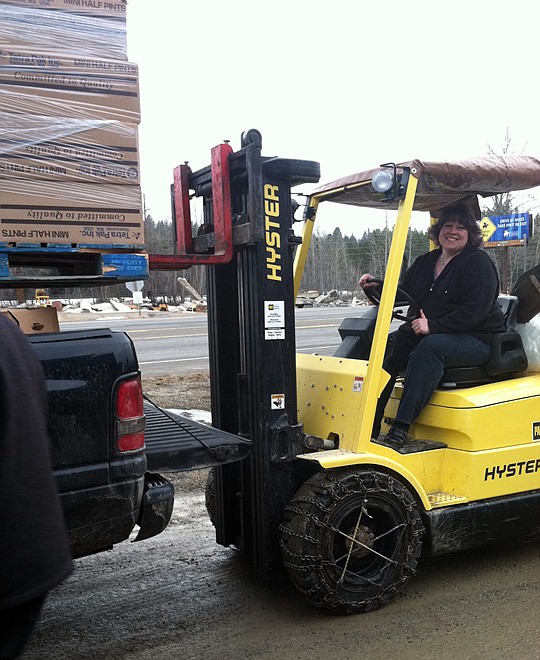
[{"x1": 516, "y1": 313, "x2": 540, "y2": 371}]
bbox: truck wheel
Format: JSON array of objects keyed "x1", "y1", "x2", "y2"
[
  {"x1": 280, "y1": 468, "x2": 424, "y2": 613},
  {"x1": 205, "y1": 468, "x2": 216, "y2": 526}
]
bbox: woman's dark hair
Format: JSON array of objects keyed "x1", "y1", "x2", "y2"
[{"x1": 428, "y1": 203, "x2": 483, "y2": 248}]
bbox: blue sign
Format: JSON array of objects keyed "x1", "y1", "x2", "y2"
[{"x1": 483, "y1": 212, "x2": 530, "y2": 245}]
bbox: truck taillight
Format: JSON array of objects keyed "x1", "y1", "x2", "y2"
[{"x1": 116, "y1": 376, "x2": 145, "y2": 452}]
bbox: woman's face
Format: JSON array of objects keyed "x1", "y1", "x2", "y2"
[{"x1": 438, "y1": 220, "x2": 469, "y2": 254}]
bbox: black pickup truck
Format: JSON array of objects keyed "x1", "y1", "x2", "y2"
[{"x1": 29, "y1": 326, "x2": 251, "y2": 559}]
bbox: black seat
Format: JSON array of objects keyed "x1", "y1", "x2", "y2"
[
  {"x1": 334, "y1": 296, "x2": 528, "y2": 389},
  {"x1": 439, "y1": 295, "x2": 528, "y2": 388}
]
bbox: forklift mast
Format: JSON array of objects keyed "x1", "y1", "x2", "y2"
[{"x1": 152, "y1": 130, "x2": 320, "y2": 576}]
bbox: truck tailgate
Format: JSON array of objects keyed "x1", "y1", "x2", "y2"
[{"x1": 143, "y1": 400, "x2": 251, "y2": 472}]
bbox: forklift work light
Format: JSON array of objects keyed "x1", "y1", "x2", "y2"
[{"x1": 371, "y1": 170, "x2": 394, "y2": 193}]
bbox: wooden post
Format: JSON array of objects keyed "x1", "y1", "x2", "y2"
[{"x1": 502, "y1": 246, "x2": 509, "y2": 293}]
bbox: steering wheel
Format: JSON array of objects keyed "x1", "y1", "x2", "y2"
[{"x1": 363, "y1": 277, "x2": 421, "y2": 323}]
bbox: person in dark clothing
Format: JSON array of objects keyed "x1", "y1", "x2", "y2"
[
  {"x1": 0, "y1": 314, "x2": 73, "y2": 659},
  {"x1": 360, "y1": 203, "x2": 505, "y2": 449}
]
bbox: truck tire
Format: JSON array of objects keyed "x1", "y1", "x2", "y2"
[{"x1": 280, "y1": 468, "x2": 424, "y2": 613}]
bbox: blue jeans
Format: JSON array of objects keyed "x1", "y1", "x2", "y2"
[{"x1": 373, "y1": 329, "x2": 491, "y2": 435}]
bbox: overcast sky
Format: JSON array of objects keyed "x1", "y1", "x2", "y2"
[{"x1": 126, "y1": 0, "x2": 540, "y2": 236}]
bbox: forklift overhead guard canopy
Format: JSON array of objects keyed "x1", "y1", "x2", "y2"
[{"x1": 311, "y1": 155, "x2": 540, "y2": 215}]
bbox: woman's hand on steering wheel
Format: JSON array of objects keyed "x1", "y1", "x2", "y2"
[
  {"x1": 359, "y1": 273, "x2": 379, "y2": 290},
  {"x1": 411, "y1": 309, "x2": 430, "y2": 334},
  {"x1": 360, "y1": 276, "x2": 420, "y2": 323}
]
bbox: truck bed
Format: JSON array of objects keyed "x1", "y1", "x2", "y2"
[{"x1": 143, "y1": 400, "x2": 252, "y2": 472}]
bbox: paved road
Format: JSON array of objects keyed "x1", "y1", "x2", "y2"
[{"x1": 60, "y1": 307, "x2": 364, "y2": 377}]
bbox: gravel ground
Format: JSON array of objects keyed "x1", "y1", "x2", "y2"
[
  {"x1": 142, "y1": 372, "x2": 211, "y2": 412},
  {"x1": 20, "y1": 371, "x2": 540, "y2": 660},
  {"x1": 142, "y1": 372, "x2": 211, "y2": 490}
]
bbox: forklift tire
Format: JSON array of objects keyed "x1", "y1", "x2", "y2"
[
  {"x1": 280, "y1": 468, "x2": 424, "y2": 613},
  {"x1": 205, "y1": 468, "x2": 216, "y2": 527}
]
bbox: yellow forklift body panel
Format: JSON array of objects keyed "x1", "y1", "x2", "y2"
[
  {"x1": 298, "y1": 355, "x2": 540, "y2": 509},
  {"x1": 296, "y1": 352, "x2": 389, "y2": 449}
]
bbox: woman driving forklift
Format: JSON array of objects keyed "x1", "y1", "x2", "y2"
[{"x1": 360, "y1": 202, "x2": 506, "y2": 449}]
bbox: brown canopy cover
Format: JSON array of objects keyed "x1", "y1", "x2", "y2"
[{"x1": 312, "y1": 155, "x2": 540, "y2": 217}]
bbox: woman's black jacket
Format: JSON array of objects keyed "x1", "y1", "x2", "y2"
[{"x1": 400, "y1": 245, "x2": 505, "y2": 343}]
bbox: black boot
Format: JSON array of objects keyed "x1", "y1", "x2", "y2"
[{"x1": 385, "y1": 421, "x2": 410, "y2": 449}]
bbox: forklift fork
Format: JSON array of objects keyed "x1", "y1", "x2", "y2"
[{"x1": 148, "y1": 142, "x2": 234, "y2": 270}]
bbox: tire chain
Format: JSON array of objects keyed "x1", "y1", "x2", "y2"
[{"x1": 279, "y1": 467, "x2": 424, "y2": 612}]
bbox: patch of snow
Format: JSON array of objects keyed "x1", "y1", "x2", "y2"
[
  {"x1": 91, "y1": 302, "x2": 116, "y2": 312},
  {"x1": 165, "y1": 409, "x2": 212, "y2": 425},
  {"x1": 60, "y1": 306, "x2": 84, "y2": 314},
  {"x1": 110, "y1": 300, "x2": 133, "y2": 312}
]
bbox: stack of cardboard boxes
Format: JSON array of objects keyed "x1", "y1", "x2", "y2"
[{"x1": 0, "y1": 0, "x2": 144, "y2": 247}]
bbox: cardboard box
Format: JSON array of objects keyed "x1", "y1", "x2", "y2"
[
  {"x1": 0, "y1": 3, "x2": 127, "y2": 60},
  {"x1": 0, "y1": 0, "x2": 127, "y2": 20},
  {"x1": 0, "y1": 115, "x2": 140, "y2": 184},
  {"x1": 1, "y1": 306, "x2": 59, "y2": 333},
  {"x1": 0, "y1": 179, "x2": 144, "y2": 246},
  {"x1": 0, "y1": 50, "x2": 140, "y2": 122}
]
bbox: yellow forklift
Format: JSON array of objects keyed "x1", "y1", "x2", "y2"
[
  {"x1": 34, "y1": 288, "x2": 50, "y2": 306},
  {"x1": 281, "y1": 155, "x2": 540, "y2": 612},
  {"x1": 150, "y1": 136, "x2": 540, "y2": 614}
]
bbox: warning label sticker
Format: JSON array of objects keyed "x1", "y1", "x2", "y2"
[
  {"x1": 271, "y1": 393, "x2": 285, "y2": 409},
  {"x1": 353, "y1": 376, "x2": 364, "y2": 392},
  {"x1": 264, "y1": 300, "x2": 285, "y2": 341}
]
